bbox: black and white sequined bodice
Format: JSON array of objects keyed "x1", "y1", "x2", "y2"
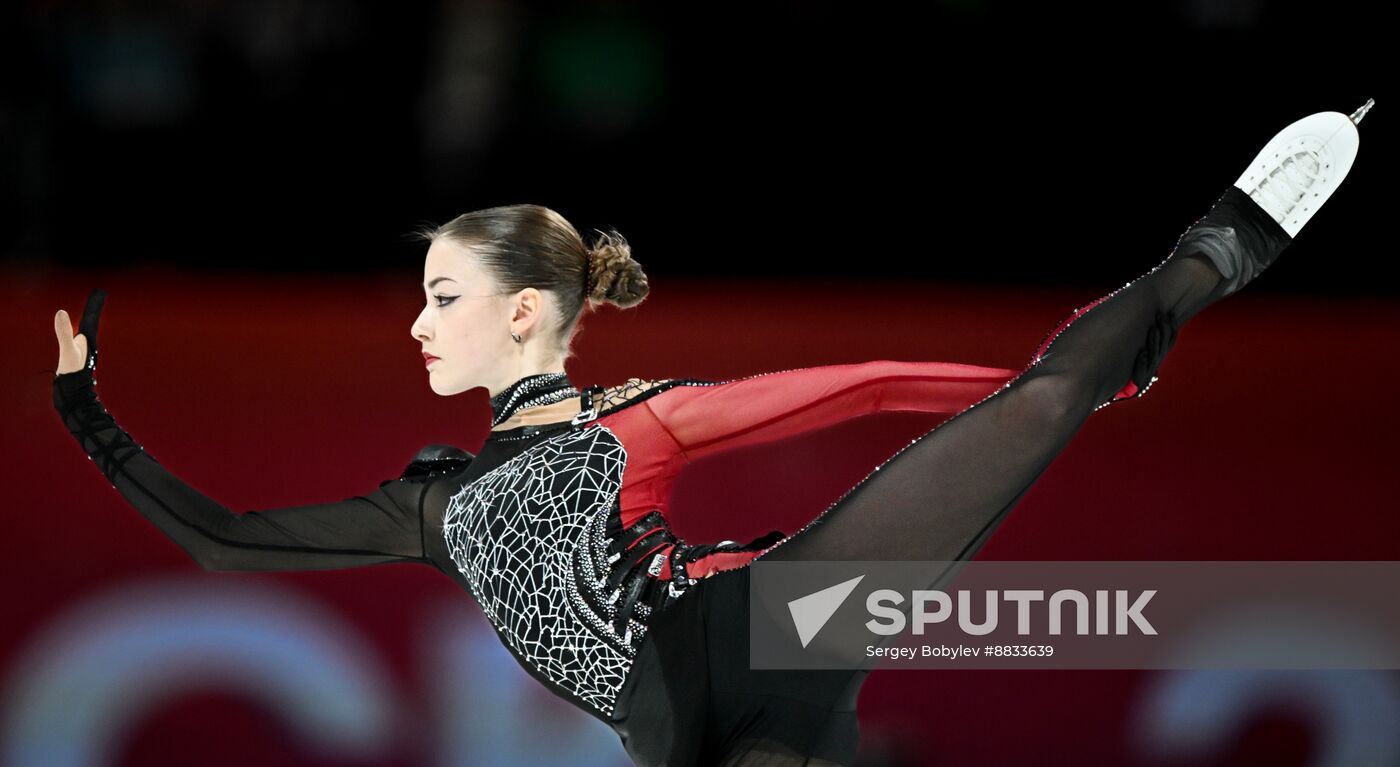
[{"x1": 441, "y1": 421, "x2": 668, "y2": 718}]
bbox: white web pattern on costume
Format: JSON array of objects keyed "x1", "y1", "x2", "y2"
[{"x1": 441, "y1": 425, "x2": 636, "y2": 717}]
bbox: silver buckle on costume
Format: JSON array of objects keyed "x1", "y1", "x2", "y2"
[
  {"x1": 572, "y1": 385, "x2": 605, "y2": 426},
  {"x1": 571, "y1": 404, "x2": 598, "y2": 426}
]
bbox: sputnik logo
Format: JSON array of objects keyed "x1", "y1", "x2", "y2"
[{"x1": 787, "y1": 575, "x2": 865, "y2": 648}]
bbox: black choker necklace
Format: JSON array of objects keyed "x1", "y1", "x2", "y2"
[{"x1": 490, "y1": 372, "x2": 579, "y2": 427}]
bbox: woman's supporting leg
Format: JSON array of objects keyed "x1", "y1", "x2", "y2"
[{"x1": 757, "y1": 236, "x2": 1233, "y2": 568}]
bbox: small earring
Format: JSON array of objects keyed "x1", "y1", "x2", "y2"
[{"x1": 511, "y1": 332, "x2": 522, "y2": 343}]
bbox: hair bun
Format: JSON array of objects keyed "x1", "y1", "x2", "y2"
[{"x1": 587, "y1": 229, "x2": 649, "y2": 309}]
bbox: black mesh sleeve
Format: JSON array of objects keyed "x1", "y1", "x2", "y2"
[{"x1": 52, "y1": 367, "x2": 457, "y2": 572}]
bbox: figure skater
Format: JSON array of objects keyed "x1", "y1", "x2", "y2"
[{"x1": 51, "y1": 101, "x2": 1372, "y2": 766}]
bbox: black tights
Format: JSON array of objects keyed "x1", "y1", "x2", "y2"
[
  {"x1": 721, "y1": 241, "x2": 1235, "y2": 767},
  {"x1": 759, "y1": 249, "x2": 1226, "y2": 568}
]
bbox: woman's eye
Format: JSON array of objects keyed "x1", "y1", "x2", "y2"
[{"x1": 434, "y1": 295, "x2": 458, "y2": 307}]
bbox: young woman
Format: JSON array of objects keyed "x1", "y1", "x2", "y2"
[{"x1": 52, "y1": 102, "x2": 1371, "y2": 766}]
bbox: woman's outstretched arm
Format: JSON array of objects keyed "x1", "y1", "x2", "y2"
[
  {"x1": 645, "y1": 358, "x2": 1151, "y2": 463},
  {"x1": 51, "y1": 289, "x2": 454, "y2": 572}
]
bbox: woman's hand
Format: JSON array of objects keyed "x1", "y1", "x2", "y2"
[{"x1": 53, "y1": 289, "x2": 107, "y2": 375}]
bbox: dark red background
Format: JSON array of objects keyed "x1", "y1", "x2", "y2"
[{"x1": 9, "y1": 268, "x2": 1399, "y2": 766}]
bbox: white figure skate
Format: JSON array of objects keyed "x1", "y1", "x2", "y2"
[
  {"x1": 1234, "y1": 98, "x2": 1372, "y2": 238},
  {"x1": 1174, "y1": 98, "x2": 1374, "y2": 298}
]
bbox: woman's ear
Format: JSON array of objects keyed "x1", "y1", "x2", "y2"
[{"x1": 509, "y1": 288, "x2": 547, "y2": 335}]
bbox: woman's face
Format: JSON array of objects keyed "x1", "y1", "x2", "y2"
[{"x1": 411, "y1": 238, "x2": 514, "y2": 397}]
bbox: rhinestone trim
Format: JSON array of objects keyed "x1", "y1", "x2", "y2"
[{"x1": 489, "y1": 372, "x2": 579, "y2": 427}]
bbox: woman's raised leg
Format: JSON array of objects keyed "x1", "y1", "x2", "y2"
[
  {"x1": 756, "y1": 104, "x2": 1368, "y2": 570},
  {"x1": 756, "y1": 202, "x2": 1261, "y2": 569}
]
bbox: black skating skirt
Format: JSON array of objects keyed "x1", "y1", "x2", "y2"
[{"x1": 610, "y1": 565, "x2": 868, "y2": 766}]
